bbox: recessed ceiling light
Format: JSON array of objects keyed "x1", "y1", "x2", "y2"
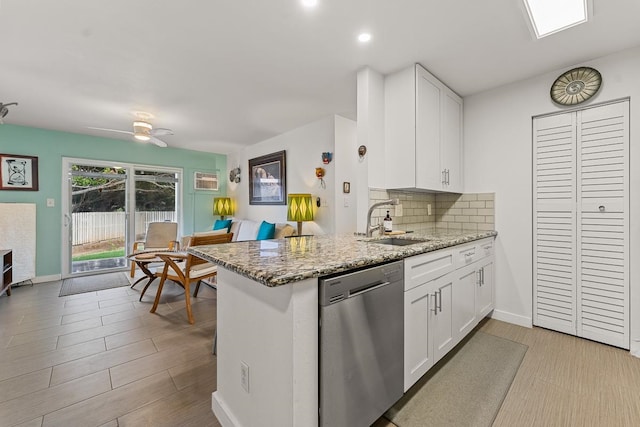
[
  {"x1": 523, "y1": 0, "x2": 589, "y2": 39},
  {"x1": 301, "y1": 0, "x2": 318, "y2": 8},
  {"x1": 358, "y1": 33, "x2": 372, "y2": 43}
]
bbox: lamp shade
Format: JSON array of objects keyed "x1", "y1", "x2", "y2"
[
  {"x1": 287, "y1": 194, "x2": 314, "y2": 222},
  {"x1": 213, "y1": 197, "x2": 233, "y2": 217}
]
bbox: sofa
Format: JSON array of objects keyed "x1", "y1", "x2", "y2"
[
  {"x1": 229, "y1": 218, "x2": 295, "y2": 241},
  {"x1": 182, "y1": 218, "x2": 295, "y2": 248}
]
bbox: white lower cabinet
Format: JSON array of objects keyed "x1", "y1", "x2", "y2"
[
  {"x1": 476, "y1": 257, "x2": 494, "y2": 318},
  {"x1": 404, "y1": 237, "x2": 495, "y2": 391},
  {"x1": 452, "y1": 263, "x2": 477, "y2": 340},
  {"x1": 432, "y1": 273, "x2": 455, "y2": 363},
  {"x1": 404, "y1": 280, "x2": 434, "y2": 391},
  {"x1": 403, "y1": 271, "x2": 455, "y2": 392}
]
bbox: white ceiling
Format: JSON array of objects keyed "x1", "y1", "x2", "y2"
[{"x1": 2, "y1": 0, "x2": 639, "y2": 154}]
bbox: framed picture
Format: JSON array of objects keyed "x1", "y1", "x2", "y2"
[
  {"x1": 249, "y1": 150, "x2": 286, "y2": 205},
  {"x1": 0, "y1": 154, "x2": 39, "y2": 191},
  {"x1": 343, "y1": 182, "x2": 351, "y2": 194}
]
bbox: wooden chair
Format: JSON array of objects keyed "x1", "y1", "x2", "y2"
[
  {"x1": 150, "y1": 232, "x2": 233, "y2": 324},
  {"x1": 130, "y1": 221, "x2": 179, "y2": 277}
]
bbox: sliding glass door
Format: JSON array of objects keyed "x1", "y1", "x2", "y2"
[
  {"x1": 62, "y1": 158, "x2": 181, "y2": 277},
  {"x1": 133, "y1": 169, "x2": 178, "y2": 243}
]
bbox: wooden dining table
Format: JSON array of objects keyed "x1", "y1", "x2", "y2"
[{"x1": 127, "y1": 251, "x2": 187, "y2": 301}]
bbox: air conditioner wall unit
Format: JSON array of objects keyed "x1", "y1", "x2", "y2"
[{"x1": 194, "y1": 172, "x2": 219, "y2": 191}]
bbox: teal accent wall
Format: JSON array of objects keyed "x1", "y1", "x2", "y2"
[{"x1": 0, "y1": 124, "x2": 226, "y2": 278}]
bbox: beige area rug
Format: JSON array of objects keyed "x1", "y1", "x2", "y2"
[
  {"x1": 386, "y1": 330, "x2": 527, "y2": 427},
  {"x1": 59, "y1": 272, "x2": 131, "y2": 296}
]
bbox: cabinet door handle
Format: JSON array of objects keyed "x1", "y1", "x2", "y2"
[
  {"x1": 446, "y1": 169, "x2": 450, "y2": 185},
  {"x1": 481, "y1": 267, "x2": 485, "y2": 285},
  {"x1": 477, "y1": 270, "x2": 482, "y2": 286},
  {"x1": 431, "y1": 291, "x2": 442, "y2": 315}
]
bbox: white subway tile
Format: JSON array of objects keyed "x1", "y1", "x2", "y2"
[{"x1": 477, "y1": 193, "x2": 495, "y2": 201}]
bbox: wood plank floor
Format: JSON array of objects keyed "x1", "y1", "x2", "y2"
[
  {"x1": 375, "y1": 317, "x2": 640, "y2": 427},
  {"x1": 0, "y1": 274, "x2": 222, "y2": 427},
  {"x1": 3, "y1": 276, "x2": 640, "y2": 426}
]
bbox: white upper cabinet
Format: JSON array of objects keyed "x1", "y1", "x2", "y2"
[{"x1": 385, "y1": 63, "x2": 463, "y2": 192}]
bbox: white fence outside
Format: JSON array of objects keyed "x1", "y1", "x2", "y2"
[{"x1": 72, "y1": 211, "x2": 176, "y2": 246}]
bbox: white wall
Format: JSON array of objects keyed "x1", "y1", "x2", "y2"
[
  {"x1": 356, "y1": 67, "x2": 385, "y2": 233},
  {"x1": 229, "y1": 115, "x2": 357, "y2": 235},
  {"x1": 464, "y1": 46, "x2": 640, "y2": 354},
  {"x1": 213, "y1": 269, "x2": 318, "y2": 426},
  {"x1": 334, "y1": 116, "x2": 358, "y2": 233}
]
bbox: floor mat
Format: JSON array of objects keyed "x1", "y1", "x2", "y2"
[
  {"x1": 59, "y1": 271, "x2": 131, "y2": 296},
  {"x1": 386, "y1": 330, "x2": 528, "y2": 427}
]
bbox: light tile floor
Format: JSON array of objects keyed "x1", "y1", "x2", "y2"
[
  {"x1": 0, "y1": 274, "x2": 221, "y2": 427},
  {"x1": 2, "y1": 276, "x2": 640, "y2": 426}
]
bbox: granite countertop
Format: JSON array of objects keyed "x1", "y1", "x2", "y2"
[{"x1": 188, "y1": 230, "x2": 497, "y2": 287}]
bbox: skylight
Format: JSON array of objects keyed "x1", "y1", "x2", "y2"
[{"x1": 524, "y1": 0, "x2": 589, "y2": 38}]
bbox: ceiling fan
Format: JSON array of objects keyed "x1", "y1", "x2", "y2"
[
  {"x1": 88, "y1": 120, "x2": 173, "y2": 147},
  {"x1": 0, "y1": 102, "x2": 18, "y2": 124}
]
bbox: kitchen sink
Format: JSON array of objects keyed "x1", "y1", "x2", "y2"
[{"x1": 373, "y1": 238, "x2": 430, "y2": 246}]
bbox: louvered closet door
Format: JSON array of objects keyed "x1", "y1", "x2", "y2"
[
  {"x1": 533, "y1": 100, "x2": 629, "y2": 349},
  {"x1": 533, "y1": 112, "x2": 577, "y2": 335},
  {"x1": 577, "y1": 101, "x2": 629, "y2": 348}
]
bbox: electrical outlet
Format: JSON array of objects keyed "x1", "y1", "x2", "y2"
[
  {"x1": 240, "y1": 361, "x2": 250, "y2": 393},
  {"x1": 46, "y1": 198, "x2": 55, "y2": 208},
  {"x1": 395, "y1": 204, "x2": 403, "y2": 217},
  {"x1": 427, "y1": 204, "x2": 432, "y2": 216}
]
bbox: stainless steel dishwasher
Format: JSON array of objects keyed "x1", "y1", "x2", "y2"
[{"x1": 319, "y1": 260, "x2": 404, "y2": 427}]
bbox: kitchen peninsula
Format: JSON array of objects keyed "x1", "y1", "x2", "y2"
[{"x1": 189, "y1": 231, "x2": 496, "y2": 427}]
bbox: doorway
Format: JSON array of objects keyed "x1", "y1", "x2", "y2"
[{"x1": 62, "y1": 158, "x2": 181, "y2": 277}]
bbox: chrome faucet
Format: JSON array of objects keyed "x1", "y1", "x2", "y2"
[{"x1": 366, "y1": 199, "x2": 400, "y2": 237}]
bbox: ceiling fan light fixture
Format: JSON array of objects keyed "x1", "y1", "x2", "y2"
[
  {"x1": 133, "y1": 121, "x2": 152, "y2": 141},
  {"x1": 134, "y1": 133, "x2": 151, "y2": 142}
]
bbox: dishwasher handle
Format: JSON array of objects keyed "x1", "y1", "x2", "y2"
[{"x1": 348, "y1": 281, "x2": 391, "y2": 298}]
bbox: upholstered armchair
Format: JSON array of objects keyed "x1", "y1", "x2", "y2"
[{"x1": 129, "y1": 221, "x2": 179, "y2": 277}]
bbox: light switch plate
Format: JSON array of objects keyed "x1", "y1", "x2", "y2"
[
  {"x1": 395, "y1": 204, "x2": 403, "y2": 217},
  {"x1": 46, "y1": 198, "x2": 55, "y2": 207}
]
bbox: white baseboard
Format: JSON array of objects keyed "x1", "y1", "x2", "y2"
[
  {"x1": 33, "y1": 274, "x2": 62, "y2": 284},
  {"x1": 12, "y1": 274, "x2": 61, "y2": 286},
  {"x1": 631, "y1": 341, "x2": 640, "y2": 359},
  {"x1": 212, "y1": 392, "x2": 241, "y2": 427},
  {"x1": 490, "y1": 309, "x2": 532, "y2": 328}
]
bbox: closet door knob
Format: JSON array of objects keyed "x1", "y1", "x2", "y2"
[{"x1": 599, "y1": 205, "x2": 605, "y2": 212}]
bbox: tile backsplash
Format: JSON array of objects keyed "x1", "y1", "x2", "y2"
[
  {"x1": 369, "y1": 189, "x2": 494, "y2": 232},
  {"x1": 435, "y1": 193, "x2": 494, "y2": 232}
]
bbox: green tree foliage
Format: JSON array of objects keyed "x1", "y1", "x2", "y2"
[{"x1": 71, "y1": 165, "x2": 175, "y2": 212}]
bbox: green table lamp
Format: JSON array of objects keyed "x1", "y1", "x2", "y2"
[
  {"x1": 213, "y1": 197, "x2": 234, "y2": 220},
  {"x1": 287, "y1": 193, "x2": 314, "y2": 236}
]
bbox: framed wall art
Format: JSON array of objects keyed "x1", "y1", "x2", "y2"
[
  {"x1": 0, "y1": 154, "x2": 39, "y2": 191},
  {"x1": 249, "y1": 150, "x2": 286, "y2": 205}
]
